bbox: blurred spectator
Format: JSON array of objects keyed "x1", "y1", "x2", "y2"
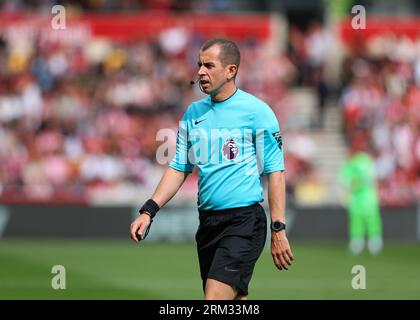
[
  {"x1": 284, "y1": 129, "x2": 322, "y2": 204},
  {"x1": 286, "y1": 22, "x2": 331, "y2": 128}
]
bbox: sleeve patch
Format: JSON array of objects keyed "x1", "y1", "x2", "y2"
[{"x1": 272, "y1": 131, "x2": 283, "y2": 150}]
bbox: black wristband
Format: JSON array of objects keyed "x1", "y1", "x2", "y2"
[{"x1": 139, "y1": 199, "x2": 160, "y2": 219}]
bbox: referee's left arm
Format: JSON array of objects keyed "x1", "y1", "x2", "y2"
[
  {"x1": 268, "y1": 170, "x2": 294, "y2": 271},
  {"x1": 255, "y1": 103, "x2": 294, "y2": 270}
]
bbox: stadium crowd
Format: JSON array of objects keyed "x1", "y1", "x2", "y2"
[
  {"x1": 340, "y1": 33, "x2": 420, "y2": 206},
  {"x1": 0, "y1": 17, "x2": 324, "y2": 204},
  {"x1": 2, "y1": 3, "x2": 419, "y2": 207}
]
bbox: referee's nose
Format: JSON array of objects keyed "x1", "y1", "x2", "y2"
[{"x1": 198, "y1": 66, "x2": 206, "y2": 78}]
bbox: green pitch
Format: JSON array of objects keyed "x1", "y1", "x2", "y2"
[{"x1": 0, "y1": 240, "x2": 419, "y2": 299}]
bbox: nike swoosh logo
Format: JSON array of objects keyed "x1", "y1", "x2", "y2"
[
  {"x1": 224, "y1": 266, "x2": 240, "y2": 272},
  {"x1": 194, "y1": 119, "x2": 206, "y2": 125}
]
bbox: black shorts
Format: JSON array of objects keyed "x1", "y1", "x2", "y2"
[{"x1": 195, "y1": 203, "x2": 267, "y2": 296}]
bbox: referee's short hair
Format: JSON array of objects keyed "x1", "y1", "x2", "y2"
[{"x1": 200, "y1": 38, "x2": 241, "y2": 71}]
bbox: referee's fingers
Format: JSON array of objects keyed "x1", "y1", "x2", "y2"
[
  {"x1": 130, "y1": 226, "x2": 138, "y2": 242},
  {"x1": 137, "y1": 225, "x2": 146, "y2": 240},
  {"x1": 272, "y1": 253, "x2": 283, "y2": 271},
  {"x1": 283, "y1": 253, "x2": 292, "y2": 266},
  {"x1": 278, "y1": 254, "x2": 289, "y2": 270},
  {"x1": 286, "y1": 249, "x2": 295, "y2": 261},
  {"x1": 130, "y1": 222, "x2": 143, "y2": 242}
]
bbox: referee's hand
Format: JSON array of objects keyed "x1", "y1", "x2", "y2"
[
  {"x1": 130, "y1": 214, "x2": 151, "y2": 243},
  {"x1": 271, "y1": 231, "x2": 294, "y2": 270}
]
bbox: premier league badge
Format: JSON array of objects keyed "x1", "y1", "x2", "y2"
[{"x1": 222, "y1": 138, "x2": 239, "y2": 160}]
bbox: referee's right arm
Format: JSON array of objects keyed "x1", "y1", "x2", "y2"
[
  {"x1": 130, "y1": 168, "x2": 190, "y2": 242},
  {"x1": 150, "y1": 167, "x2": 190, "y2": 208},
  {"x1": 130, "y1": 113, "x2": 194, "y2": 243}
]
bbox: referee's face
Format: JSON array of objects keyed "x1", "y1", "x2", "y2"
[{"x1": 197, "y1": 45, "x2": 233, "y2": 96}]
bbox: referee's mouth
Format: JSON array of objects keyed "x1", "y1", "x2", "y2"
[{"x1": 200, "y1": 79, "x2": 210, "y2": 88}]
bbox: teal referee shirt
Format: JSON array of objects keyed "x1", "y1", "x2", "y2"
[{"x1": 170, "y1": 88, "x2": 285, "y2": 210}]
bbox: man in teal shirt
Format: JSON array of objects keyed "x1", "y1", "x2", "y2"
[
  {"x1": 339, "y1": 142, "x2": 383, "y2": 255},
  {"x1": 169, "y1": 83, "x2": 285, "y2": 210},
  {"x1": 130, "y1": 38, "x2": 294, "y2": 300}
]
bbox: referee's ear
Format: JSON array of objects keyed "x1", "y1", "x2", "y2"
[{"x1": 227, "y1": 64, "x2": 238, "y2": 81}]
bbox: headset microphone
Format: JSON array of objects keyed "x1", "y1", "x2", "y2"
[
  {"x1": 190, "y1": 77, "x2": 199, "y2": 85},
  {"x1": 189, "y1": 77, "x2": 206, "y2": 93}
]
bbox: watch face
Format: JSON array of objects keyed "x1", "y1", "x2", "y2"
[{"x1": 272, "y1": 221, "x2": 285, "y2": 231}]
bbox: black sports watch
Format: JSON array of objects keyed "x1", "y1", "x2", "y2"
[{"x1": 271, "y1": 220, "x2": 286, "y2": 232}]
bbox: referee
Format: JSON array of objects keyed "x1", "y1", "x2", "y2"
[{"x1": 130, "y1": 38, "x2": 294, "y2": 300}]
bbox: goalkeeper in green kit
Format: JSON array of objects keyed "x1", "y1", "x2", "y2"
[{"x1": 338, "y1": 142, "x2": 383, "y2": 255}]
